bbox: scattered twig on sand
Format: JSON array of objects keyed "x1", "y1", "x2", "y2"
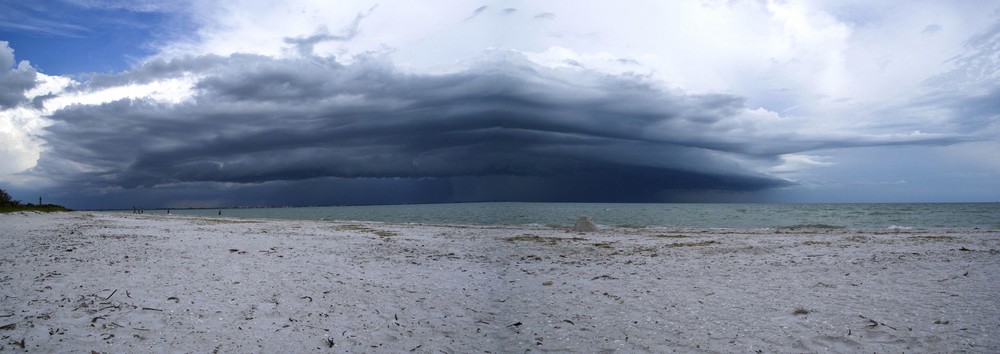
[
  {"x1": 97, "y1": 304, "x2": 121, "y2": 312},
  {"x1": 141, "y1": 307, "x2": 163, "y2": 311},
  {"x1": 324, "y1": 338, "x2": 335, "y2": 348},
  {"x1": 666, "y1": 240, "x2": 720, "y2": 248},
  {"x1": 104, "y1": 289, "x2": 117, "y2": 300},
  {"x1": 167, "y1": 296, "x2": 180, "y2": 303},
  {"x1": 507, "y1": 322, "x2": 522, "y2": 328},
  {"x1": 859, "y1": 315, "x2": 897, "y2": 330},
  {"x1": 937, "y1": 271, "x2": 970, "y2": 282},
  {"x1": 301, "y1": 296, "x2": 313, "y2": 302},
  {"x1": 0, "y1": 323, "x2": 15, "y2": 330}
]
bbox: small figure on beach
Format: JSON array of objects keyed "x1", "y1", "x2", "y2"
[{"x1": 218, "y1": 210, "x2": 222, "y2": 216}]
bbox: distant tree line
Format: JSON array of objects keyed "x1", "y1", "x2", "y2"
[{"x1": 0, "y1": 187, "x2": 70, "y2": 212}]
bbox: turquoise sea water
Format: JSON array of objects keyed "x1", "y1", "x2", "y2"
[{"x1": 148, "y1": 203, "x2": 999, "y2": 229}]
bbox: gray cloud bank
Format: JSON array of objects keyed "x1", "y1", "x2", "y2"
[
  {"x1": 31, "y1": 49, "x2": 974, "y2": 207},
  {"x1": 0, "y1": 41, "x2": 38, "y2": 110}
]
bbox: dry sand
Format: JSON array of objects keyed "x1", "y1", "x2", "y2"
[{"x1": 1, "y1": 211, "x2": 999, "y2": 353}]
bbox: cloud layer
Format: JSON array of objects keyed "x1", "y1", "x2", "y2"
[
  {"x1": 3, "y1": 1, "x2": 999, "y2": 207},
  {"x1": 0, "y1": 41, "x2": 37, "y2": 110},
  {"x1": 36, "y1": 51, "x2": 798, "y2": 202}
]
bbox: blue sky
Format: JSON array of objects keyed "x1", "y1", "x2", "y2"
[
  {"x1": 0, "y1": 2, "x2": 190, "y2": 75},
  {"x1": 1, "y1": 0, "x2": 998, "y2": 208}
]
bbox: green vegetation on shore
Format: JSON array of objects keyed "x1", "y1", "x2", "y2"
[{"x1": 0, "y1": 188, "x2": 71, "y2": 213}]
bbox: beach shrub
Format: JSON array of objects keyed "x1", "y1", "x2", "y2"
[
  {"x1": 0, "y1": 187, "x2": 71, "y2": 212},
  {"x1": 0, "y1": 187, "x2": 19, "y2": 207}
]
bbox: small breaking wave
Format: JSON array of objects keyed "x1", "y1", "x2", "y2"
[{"x1": 780, "y1": 223, "x2": 847, "y2": 230}]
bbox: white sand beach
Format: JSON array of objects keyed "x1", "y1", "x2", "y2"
[{"x1": 1, "y1": 211, "x2": 999, "y2": 353}]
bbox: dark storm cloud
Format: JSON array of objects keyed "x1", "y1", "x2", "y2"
[
  {"x1": 0, "y1": 41, "x2": 38, "y2": 110},
  {"x1": 35, "y1": 50, "x2": 803, "y2": 203},
  {"x1": 37, "y1": 44, "x2": 986, "y2": 207},
  {"x1": 39, "y1": 44, "x2": 985, "y2": 208}
]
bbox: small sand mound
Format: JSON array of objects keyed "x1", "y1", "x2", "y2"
[{"x1": 573, "y1": 216, "x2": 598, "y2": 232}]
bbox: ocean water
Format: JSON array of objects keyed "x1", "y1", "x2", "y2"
[{"x1": 152, "y1": 202, "x2": 999, "y2": 229}]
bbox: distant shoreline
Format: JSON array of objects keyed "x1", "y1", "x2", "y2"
[
  {"x1": 88, "y1": 202, "x2": 1000, "y2": 229},
  {"x1": 85, "y1": 200, "x2": 1000, "y2": 211}
]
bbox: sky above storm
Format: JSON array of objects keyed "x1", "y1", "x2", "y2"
[{"x1": 1, "y1": 0, "x2": 998, "y2": 209}]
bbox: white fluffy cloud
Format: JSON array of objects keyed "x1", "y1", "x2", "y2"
[
  {"x1": 0, "y1": 41, "x2": 38, "y2": 109},
  {"x1": 0, "y1": 41, "x2": 44, "y2": 182},
  {"x1": 148, "y1": 1, "x2": 998, "y2": 138}
]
